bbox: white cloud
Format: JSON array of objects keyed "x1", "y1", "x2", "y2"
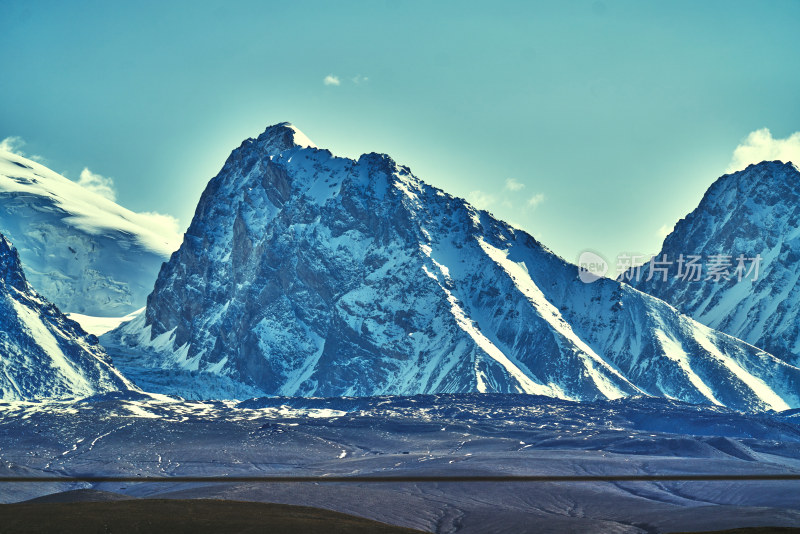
[
  {"x1": 727, "y1": 128, "x2": 800, "y2": 173},
  {"x1": 131, "y1": 211, "x2": 182, "y2": 240},
  {"x1": 0, "y1": 136, "x2": 25, "y2": 155},
  {"x1": 78, "y1": 167, "x2": 117, "y2": 201},
  {"x1": 352, "y1": 74, "x2": 369, "y2": 84},
  {"x1": 527, "y1": 193, "x2": 545, "y2": 208},
  {"x1": 323, "y1": 74, "x2": 341, "y2": 86},
  {"x1": 78, "y1": 169, "x2": 183, "y2": 248},
  {"x1": 0, "y1": 136, "x2": 45, "y2": 163},
  {"x1": 504, "y1": 178, "x2": 525, "y2": 191},
  {"x1": 467, "y1": 190, "x2": 496, "y2": 209}
]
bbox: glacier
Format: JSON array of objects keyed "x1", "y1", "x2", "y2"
[{"x1": 0, "y1": 149, "x2": 181, "y2": 317}]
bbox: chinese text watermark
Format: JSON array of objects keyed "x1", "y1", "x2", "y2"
[{"x1": 578, "y1": 251, "x2": 762, "y2": 284}]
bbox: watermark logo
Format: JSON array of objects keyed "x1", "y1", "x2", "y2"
[
  {"x1": 577, "y1": 250, "x2": 763, "y2": 284},
  {"x1": 616, "y1": 253, "x2": 762, "y2": 283},
  {"x1": 578, "y1": 251, "x2": 608, "y2": 283}
]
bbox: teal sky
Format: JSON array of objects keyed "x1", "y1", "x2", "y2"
[{"x1": 1, "y1": 0, "x2": 799, "y2": 264}]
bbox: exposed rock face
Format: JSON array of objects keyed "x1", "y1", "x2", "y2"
[
  {"x1": 106, "y1": 124, "x2": 800, "y2": 411},
  {"x1": 0, "y1": 149, "x2": 181, "y2": 316},
  {"x1": 629, "y1": 161, "x2": 800, "y2": 366},
  {"x1": 0, "y1": 232, "x2": 135, "y2": 400}
]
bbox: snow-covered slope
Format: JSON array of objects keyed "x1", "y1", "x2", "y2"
[
  {"x1": 629, "y1": 161, "x2": 800, "y2": 367},
  {"x1": 67, "y1": 309, "x2": 143, "y2": 337},
  {"x1": 0, "y1": 232, "x2": 135, "y2": 400},
  {"x1": 0, "y1": 150, "x2": 181, "y2": 316},
  {"x1": 105, "y1": 124, "x2": 800, "y2": 411}
]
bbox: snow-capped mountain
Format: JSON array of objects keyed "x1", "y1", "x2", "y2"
[
  {"x1": 105, "y1": 124, "x2": 800, "y2": 411},
  {"x1": 629, "y1": 161, "x2": 800, "y2": 367},
  {"x1": 0, "y1": 232, "x2": 134, "y2": 400},
  {"x1": 0, "y1": 149, "x2": 181, "y2": 317}
]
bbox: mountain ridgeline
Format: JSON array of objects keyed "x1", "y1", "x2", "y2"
[
  {"x1": 0, "y1": 232, "x2": 134, "y2": 400},
  {"x1": 629, "y1": 161, "x2": 800, "y2": 368},
  {"x1": 103, "y1": 124, "x2": 800, "y2": 411}
]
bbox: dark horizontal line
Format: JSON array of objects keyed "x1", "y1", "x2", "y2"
[{"x1": 1, "y1": 474, "x2": 800, "y2": 484}]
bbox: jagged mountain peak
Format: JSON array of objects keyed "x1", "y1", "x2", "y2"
[
  {"x1": 0, "y1": 233, "x2": 26, "y2": 291},
  {"x1": 703, "y1": 160, "x2": 799, "y2": 204},
  {"x1": 630, "y1": 159, "x2": 800, "y2": 366},
  {"x1": 737, "y1": 159, "x2": 798, "y2": 175},
  {"x1": 251, "y1": 122, "x2": 317, "y2": 154},
  {"x1": 105, "y1": 126, "x2": 800, "y2": 411}
]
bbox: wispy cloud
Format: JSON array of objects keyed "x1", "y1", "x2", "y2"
[
  {"x1": 469, "y1": 186, "x2": 544, "y2": 215},
  {"x1": 0, "y1": 136, "x2": 45, "y2": 162},
  {"x1": 527, "y1": 193, "x2": 545, "y2": 208},
  {"x1": 78, "y1": 168, "x2": 182, "y2": 246},
  {"x1": 78, "y1": 167, "x2": 117, "y2": 201},
  {"x1": 131, "y1": 211, "x2": 182, "y2": 240},
  {"x1": 324, "y1": 74, "x2": 370, "y2": 87},
  {"x1": 727, "y1": 128, "x2": 800, "y2": 173},
  {"x1": 0, "y1": 136, "x2": 25, "y2": 154},
  {"x1": 77, "y1": 170, "x2": 182, "y2": 246},
  {"x1": 504, "y1": 178, "x2": 525, "y2": 191},
  {"x1": 467, "y1": 190, "x2": 496, "y2": 210}
]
